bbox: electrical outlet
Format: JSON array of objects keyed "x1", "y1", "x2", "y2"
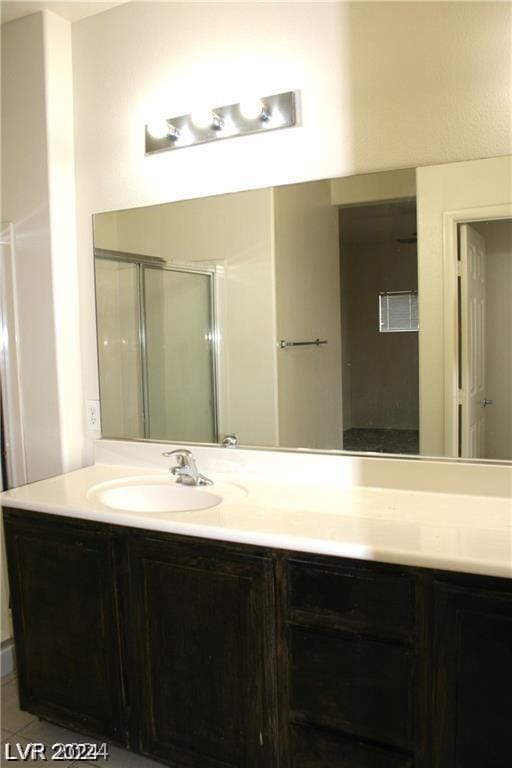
[{"x1": 86, "y1": 400, "x2": 101, "y2": 432}]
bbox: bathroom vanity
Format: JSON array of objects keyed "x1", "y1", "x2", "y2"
[{"x1": 2, "y1": 459, "x2": 511, "y2": 768}]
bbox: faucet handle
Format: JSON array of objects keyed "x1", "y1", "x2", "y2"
[{"x1": 162, "y1": 449, "x2": 191, "y2": 466}]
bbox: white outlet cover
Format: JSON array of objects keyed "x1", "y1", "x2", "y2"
[{"x1": 86, "y1": 400, "x2": 101, "y2": 432}]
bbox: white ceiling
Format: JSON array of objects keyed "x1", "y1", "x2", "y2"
[
  {"x1": 1, "y1": 0, "x2": 488, "y2": 26},
  {"x1": 1, "y1": 1, "x2": 127, "y2": 25}
]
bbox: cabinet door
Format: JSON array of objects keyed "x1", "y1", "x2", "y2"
[
  {"x1": 3, "y1": 512, "x2": 127, "y2": 743},
  {"x1": 432, "y1": 581, "x2": 512, "y2": 768},
  {"x1": 130, "y1": 536, "x2": 277, "y2": 768},
  {"x1": 291, "y1": 724, "x2": 414, "y2": 768}
]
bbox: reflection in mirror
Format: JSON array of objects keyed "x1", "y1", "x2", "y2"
[
  {"x1": 95, "y1": 253, "x2": 217, "y2": 443},
  {"x1": 93, "y1": 161, "x2": 512, "y2": 461},
  {"x1": 339, "y1": 201, "x2": 418, "y2": 454}
]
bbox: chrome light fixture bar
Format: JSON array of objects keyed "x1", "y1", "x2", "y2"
[{"x1": 145, "y1": 91, "x2": 297, "y2": 154}]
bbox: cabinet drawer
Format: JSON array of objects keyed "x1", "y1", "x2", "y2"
[
  {"x1": 288, "y1": 559, "x2": 415, "y2": 639},
  {"x1": 290, "y1": 627, "x2": 414, "y2": 749},
  {"x1": 291, "y1": 725, "x2": 414, "y2": 768}
]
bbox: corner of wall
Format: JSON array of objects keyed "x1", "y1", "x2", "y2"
[{"x1": 42, "y1": 10, "x2": 85, "y2": 472}]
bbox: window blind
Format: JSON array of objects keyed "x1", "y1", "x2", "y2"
[{"x1": 379, "y1": 291, "x2": 418, "y2": 333}]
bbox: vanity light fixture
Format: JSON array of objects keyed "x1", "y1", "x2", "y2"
[{"x1": 145, "y1": 91, "x2": 297, "y2": 154}]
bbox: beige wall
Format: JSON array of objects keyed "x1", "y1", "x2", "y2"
[
  {"x1": 474, "y1": 220, "x2": 512, "y2": 460},
  {"x1": 95, "y1": 189, "x2": 278, "y2": 446},
  {"x1": 340, "y1": 237, "x2": 419, "y2": 431},
  {"x1": 416, "y1": 156, "x2": 512, "y2": 457},
  {"x1": 274, "y1": 180, "x2": 342, "y2": 449},
  {"x1": 331, "y1": 169, "x2": 416, "y2": 207}
]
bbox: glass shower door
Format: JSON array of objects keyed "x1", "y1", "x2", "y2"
[
  {"x1": 95, "y1": 258, "x2": 144, "y2": 439},
  {"x1": 143, "y1": 266, "x2": 217, "y2": 443}
]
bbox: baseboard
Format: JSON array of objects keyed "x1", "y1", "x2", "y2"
[{"x1": 1, "y1": 640, "x2": 15, "y2": 678}]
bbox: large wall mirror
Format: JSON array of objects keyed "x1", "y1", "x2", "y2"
[{"x1": 93, "y1": 157, "x2": 512, "y2": 463}]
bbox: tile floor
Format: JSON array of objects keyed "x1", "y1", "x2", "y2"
[
  {"x1": 343, "y1": 427, "x2": 420, "y2": 455},
  {"x1": 0, "y1": 674, "x2": 162, "y2": 767}
]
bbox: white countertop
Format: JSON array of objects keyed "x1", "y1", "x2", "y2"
[{"x1": 1, "y1": 463, "x2": 511, "y2": 579}]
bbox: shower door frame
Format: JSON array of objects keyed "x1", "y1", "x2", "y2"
[
  {"x1": 94, "y1": 248, "x2": 220, "y2": 443},
  {"x1": 0, "y1": 222, "x2": 27, "y2": 489}
]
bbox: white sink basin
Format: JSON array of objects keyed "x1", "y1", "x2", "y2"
[{"x1": 88, "y1": 478, "x2": 222, "y2": 513}]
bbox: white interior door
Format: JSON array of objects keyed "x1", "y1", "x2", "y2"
[{"x1": 460, "y1": 224, "x2": 487, "y2": 458}]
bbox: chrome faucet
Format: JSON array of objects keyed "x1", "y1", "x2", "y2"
[
  {"x1": 162, "y1": 449, "x2": 213, "y2": 486},
  {"x1": 221, "y1": 433, "x2": 238, "y2": 448}
]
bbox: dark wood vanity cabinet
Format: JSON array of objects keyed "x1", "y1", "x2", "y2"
[{"x1": 3, "y1": 507, "x2": 512, "y2": 768}]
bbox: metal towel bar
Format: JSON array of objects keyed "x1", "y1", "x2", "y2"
[{"x1": 279, "y1": 339, "x2": 328, "y2": 349}]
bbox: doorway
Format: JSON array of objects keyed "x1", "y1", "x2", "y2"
[
  {"x1": 339, "y1": 201, "x2": 419, "y2": 454},
  {"x1": 458, "y1": 219, "x2": 512, "y2": 460}
]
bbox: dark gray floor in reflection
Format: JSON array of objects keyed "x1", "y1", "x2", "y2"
[{"x1": 343, "y1": 428, "x2": 419, "y2": 455}]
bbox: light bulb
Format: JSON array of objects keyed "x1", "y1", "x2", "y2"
[
  {"x1": 146, "y1": 119, "x2": 180, "y2": 140},
  {"x1": 147, "y1": 119, "x2": 170, "y2": 139},
  {"x1": 174, "y1": 125, "x2": 194, "y2": 147},
  {"x1": 239, "y1": 98, "x2": 270, "y2": 122},
  {"x1": 191, "y1": 108, "x2": 223, "y2": 130},
  {"x1": 269, "y1": 108, "x2": 285, "y2": 127}
]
